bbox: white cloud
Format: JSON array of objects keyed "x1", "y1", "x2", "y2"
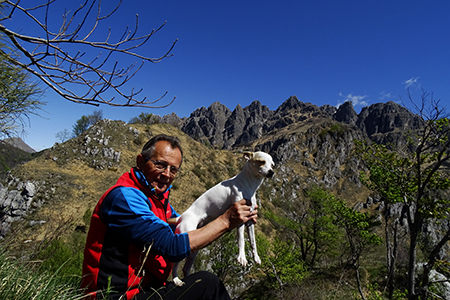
[
  {"x1": 379, "y1": 91, "x2": 393, "y2": 101},
  {"x1": 337, "y1": 92, "x2": 369, "y2": 107},
  {"x1": 403, "y1": 77, "x2": 420, "y2": 89}
]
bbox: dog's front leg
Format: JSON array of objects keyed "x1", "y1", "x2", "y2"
[
  {"x1": 246, "y1": 220, "x2": 261, "y2": 264},
  {"x1": 236, "y1": 223, "x2": 248, "y2": 266},
  {"x1": 172, "y1": 261, "x2": 184, "y2": 286},
  {"x1": 172, "y1": 251, "x2": 198, "y2": 287},
  {"x1": 182, "y1": 251, "x2": 198, "y2": 278}
]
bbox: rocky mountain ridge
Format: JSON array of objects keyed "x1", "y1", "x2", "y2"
[{"x1": 152, "y1": 95, "x2": 423, "y2": 150}]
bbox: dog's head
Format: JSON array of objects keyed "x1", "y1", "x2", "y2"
[{"x1": 243, "y1": 151, "x2": 275, "y2": 178}]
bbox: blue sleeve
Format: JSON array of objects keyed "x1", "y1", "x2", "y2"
[
  {"x1": 170, "y1": 206, "x2": 180, "y2": 219},
  {"x1": 100, "y1": 186, "x2": 190, "y2": 262},
  {"x1": 169, "y1": 206, "x2": 180, "y2": 232}
]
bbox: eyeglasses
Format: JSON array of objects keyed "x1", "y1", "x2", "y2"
[{"x1": 144, "y1": 157, "x2": 180, "y2": 176}]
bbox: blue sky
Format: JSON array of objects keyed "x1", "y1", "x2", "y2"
[{"x1": 5, "y1": 0, "x2": 450, "y2": 151}]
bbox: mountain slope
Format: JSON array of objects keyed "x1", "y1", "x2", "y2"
[
  {"x1": 0, "y1": 98, "x2": 425, "y2": 240},
  {"x1": 0, "y1": 140, "x2": 35, "y2": 173}
]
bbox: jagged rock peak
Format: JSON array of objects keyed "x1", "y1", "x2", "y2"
[
  {"x1": 334, "y1": 101, "x2": 358, "y2": 125},
  {"x1": 275, "y1": 95, "x2": 302, "y2": 114},
  {"x1": 274, "y1": 95, "x2": 324, "y2": 118},
  {"x1": 189, "y1": 101, "x2": 231, "y2": 118},
  {"x1": 357, "y1": 101, "x2": 424, "y2": 137},
  {"x1": 242, "y1": 100, "x2": 271, "y2": 117},
  {"x1": 320, "y1": 104, "x2": 337, "y2": 116},
  {"x1": 181, "y1": 101, "x2": 232, "y2": 147}
]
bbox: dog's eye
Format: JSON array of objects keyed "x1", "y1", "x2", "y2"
[{"x1": 256, "y1": 160, "x2": 265, "y2": 165}]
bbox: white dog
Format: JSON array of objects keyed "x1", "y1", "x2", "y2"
[{"x1": 172, "y1": 151, "x2": 274, "y2": 286}]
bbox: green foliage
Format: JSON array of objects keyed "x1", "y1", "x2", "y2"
[
  {"x1": 392, "y1": 289, "x2": 407, "y2": 300},
  {"x1": 319, "y1": 123, "x2": 346, "y2": 139},
  {"x1": 265, "y1": 185, "x2": 342, "y2": 267},
  {"x1": 208, "y1": 231, "x2": 240, "y2": 281},
  {"x1": 0, "y1": 43, "x2": 45, "y2": 139},
  {"x1": 257, "y1": 234, "x2": 308, "y2": 290},
  {"x1": 356, "y1": 96, "x2": 450, "y2": 299},
  {"x1": 0, "y1": 247, "x2": 80, "y2": 299},
  {"x1": 357, "y1": 115, "x2": 450, "y2": 220},
  {"x1": 72, "y1": 109, "x2": 103, "y2": 137},
  {"x1": 129, "y1": 112, "x2": 156, "y2": 124},
  {"x1": 72, "y1": 115, "x2": 91, "y2": 137},
  {"x1": 36, "y1": 233, "x2": 85, "y2": 277},
  {"x1": 0, "y1": 153, "x2": 9, "y2": 171},
  {"x1": 364, "y1": 283, "x2": 383, "y2": 300},
  {"x1": 332, "y1": 198, "x2": 382, "y2": 266}
]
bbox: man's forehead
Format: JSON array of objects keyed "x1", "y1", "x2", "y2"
[{"x1": 153, "y1": 141, "x2": 182, "y2": 160}]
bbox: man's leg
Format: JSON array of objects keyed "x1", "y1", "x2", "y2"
[{"x1": 136, "y1": 271, "x2": 231, "y2": 300}]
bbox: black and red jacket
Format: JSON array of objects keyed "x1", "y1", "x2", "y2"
[{"x1": 81, "y1": 167, "x2": 190, "y2": 299}]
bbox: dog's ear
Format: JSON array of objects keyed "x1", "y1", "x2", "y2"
[{"x1": 243, "y1": 151, "x2": 254, "y2": 161}]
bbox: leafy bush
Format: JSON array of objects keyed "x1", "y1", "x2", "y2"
[{"x1": 257, "y1": 234, "x2": 308, "y2": 290}]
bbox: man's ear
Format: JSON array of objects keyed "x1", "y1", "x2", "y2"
[
  {"x1": 243, "y1": 151, "x2": 254, "y2": 161},
  {"x1": 136, "y1": 154, "x2": 145, "y2": 170}
]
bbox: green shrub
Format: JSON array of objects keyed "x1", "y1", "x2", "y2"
[
  {"x1": 257, "y1": 234, "x2": 308, "y2": 289},
  {"x1": 37, "y1": 233, "x2": 85, "y2": 277}
]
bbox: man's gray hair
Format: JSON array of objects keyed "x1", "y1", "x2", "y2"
[{"x1": 141, "y1": 134, "x2": 183, "y2": 166}]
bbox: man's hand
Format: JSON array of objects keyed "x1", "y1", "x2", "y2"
[{"x1": 222, "y1": 199, "x2": 258, "y2": 230}]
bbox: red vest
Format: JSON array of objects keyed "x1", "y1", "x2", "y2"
[{"x1": 81, "y1": 168, "x2": 174, "y2": 299}]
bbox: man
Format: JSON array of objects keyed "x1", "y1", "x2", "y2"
[{"x1": 81, "y1": 134, "x2": 257, "y2": 299}]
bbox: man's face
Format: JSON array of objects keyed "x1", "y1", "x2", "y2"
[{"x1": 137, "y1": 141, "x2": 182, "y2": 195}]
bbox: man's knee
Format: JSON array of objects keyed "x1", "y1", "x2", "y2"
[
  {"x1": 184, "y1": 271, "x2": 230, "y2": 299},
  {"x1": 187, "y1": 271, "x2": 222, "y2": 286}
]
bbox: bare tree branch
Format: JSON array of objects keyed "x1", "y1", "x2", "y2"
[{"x1": 0, "y1": 0, "x2": 177, "y2": 107}]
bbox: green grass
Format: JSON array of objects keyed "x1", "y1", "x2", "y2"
[{"x1": 0, "y1": 249, "x2": 83, "y2": 300}]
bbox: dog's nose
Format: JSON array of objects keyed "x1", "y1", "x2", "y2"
[{"x1": 267, "y1": 170, "x2": 274, "y2": 178}]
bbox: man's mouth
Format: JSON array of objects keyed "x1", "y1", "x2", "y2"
[{"x1": 152, "y1": 180, "x2": 168, "y2": 190}]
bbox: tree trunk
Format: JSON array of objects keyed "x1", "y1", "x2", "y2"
[
  {"x1": 387, "y1": 219, "x2": 399, "y2": 299},
  {"x1": 418, "y1": 228, "x2": 450, "y2": 299},
  {"x1": 408, "y1": 219, "x2": 421, "y2": 300},
  {"x1": 355, "y1": 264, "x2": 367, "y2": 300}
]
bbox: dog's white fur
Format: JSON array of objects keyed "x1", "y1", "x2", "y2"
[{"x1": 172, "y1": 151, "x2": 274, "y2": 286}]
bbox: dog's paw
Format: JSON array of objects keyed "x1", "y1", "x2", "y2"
[
  {"x1": 254, "y1": 253, "x2": 261, "y2": 265},
  {"x1": 173, "y1": 277, "x2": 185, "y2": 287},
  {"x1": 237, "y1": 255, "x2": 248, "y2": 267}
]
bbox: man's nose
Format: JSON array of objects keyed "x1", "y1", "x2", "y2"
[{"x1": 161, "y1": 166, "x2": 172, "y2": 176}]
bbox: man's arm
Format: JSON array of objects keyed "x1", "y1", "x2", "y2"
[
  {"x1": 187, "y1": 199, "x2": 258, "y2": 252},
  {"x1": 101, "y1": 187, "x2": 190, "y2": 261}
]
